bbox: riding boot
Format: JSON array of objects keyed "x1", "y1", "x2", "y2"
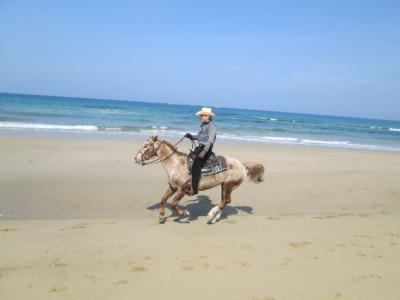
[
  {"x1": 191, "y1": 161, "x2": 202, "y2": 195},
  {"x1": 186, "y1": 145, "x2": 213, "y2": 196}
]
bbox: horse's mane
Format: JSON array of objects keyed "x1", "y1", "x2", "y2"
[{"x1": 162, "y1": 140, "x2": 186, "y2": 156}]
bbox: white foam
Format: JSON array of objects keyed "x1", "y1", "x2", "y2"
[
  {"x1": 261, "y1": 136, "x2": 298, "y2": 142},
  {"x1": 300, "y1": 139, "x2": 350, "y2": 146},
  {"x1": 93, "y1": 108, "x2": 139, "y2": 115},
  {"x1": 2, "y1": 121, "x2": 399, "y2": 151},
  {"x1": 103, "y1": 127, "x2": 122, "y2": 131},
  {"x1": 218, "y1": 134, "x2": 400, "y2": 151},
  {"x1": 139, "y1": 128, "x2": 185, "y2": 136},
  {"x1": 0, "y1": 122, "x2": 98, "y2": 131}
]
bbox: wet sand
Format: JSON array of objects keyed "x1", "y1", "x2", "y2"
[{"x1": 1, "y1": 136, "x2": 400, "y2": 299}]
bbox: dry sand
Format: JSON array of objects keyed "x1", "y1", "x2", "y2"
[{"x1": 1, "y1": 136, "x2": 400, "y2": 299}]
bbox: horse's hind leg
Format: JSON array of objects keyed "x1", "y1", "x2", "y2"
[
  {"x1": 171, "y1": 191, "x2": 190, "y2": 218},
  {"x1": 208, "y1": 180, "x2": 241, "y2": 224},
  {"x1": 207, "y1": 183, "x2": 227, "y2": 224},
  {"x1": 159, "y1": 185, "x2": 176, "y2": 223}
]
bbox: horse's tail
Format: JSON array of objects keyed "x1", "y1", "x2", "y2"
[{"x1": 242, "y1": 162, "x2": 264, "y2": 183}]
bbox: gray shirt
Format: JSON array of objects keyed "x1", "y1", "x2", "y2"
[{"x1": 192, "y1": 121, "x2": 217, "y2": 152}]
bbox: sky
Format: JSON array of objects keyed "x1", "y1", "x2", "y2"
[{"x1": 0, "y1": 1, "x2": 399, "y2": 120}]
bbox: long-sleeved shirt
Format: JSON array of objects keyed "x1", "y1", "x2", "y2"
[{"x1": 192, "y1": 120, "x2": 217, "y2": 152}]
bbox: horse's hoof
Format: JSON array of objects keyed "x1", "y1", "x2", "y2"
[
  {"x1": 207, "y1": 206, "x2": 220, "y2": 218},
  {"x1": 159, "y1": 217, "x2": 167, "y2": 224},
  {"x1": 207, "y1": 206, "x2": 221, "y2": 224},
  {"x1": 211, "y1": 211, "x2": 222, "y2": 224},
  {"x1": 181, "y1": 210, "x2": 190, "y2": 218}
]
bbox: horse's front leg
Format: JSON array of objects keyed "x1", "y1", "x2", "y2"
[
  {"x1": 171, "y1": 190, "x2": 190, "y2": 218},
  {"x1": 159, "y1": 185, "x2": 176, "y2": 223}
]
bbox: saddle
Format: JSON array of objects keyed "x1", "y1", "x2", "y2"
[{"x1": 187, "y1": 151, "x2": 228, "y2": 176}]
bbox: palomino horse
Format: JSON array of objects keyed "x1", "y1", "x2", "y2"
[{"x1": 134, "y1": 135, "x2": 264, "y2": 224}]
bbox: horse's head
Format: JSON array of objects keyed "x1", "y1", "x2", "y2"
[{"x1": 134, "y1": 135, "x2": 161, "y2": 165}]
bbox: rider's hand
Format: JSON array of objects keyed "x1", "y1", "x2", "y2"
[
  {"x1": 198, "y1": 150, "x2": 206, "y2": 159},
  {"x1": 184, "y1": 133, "x2": 193, "y2": 140}
]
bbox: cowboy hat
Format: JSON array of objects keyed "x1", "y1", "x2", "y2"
[{"x1": 195, "y1": 107, "x2": 215, "y2": 117}]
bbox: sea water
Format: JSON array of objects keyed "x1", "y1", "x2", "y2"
[{"x1": 1, "y1": 93, "x2": 400, "y2": 151}]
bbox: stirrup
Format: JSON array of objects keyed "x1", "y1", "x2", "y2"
[{"x1": 182, "y1": 181, "x2": 196, "y2": 196}]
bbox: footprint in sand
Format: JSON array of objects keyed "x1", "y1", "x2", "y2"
[
  {"x1": 289, "y1": 241, "x2": 311, "y2": 249},
  {"x1": 355, "y1": 252, "x2": 367, "y2": 257},
  {"x1": 195, "y1": 255, "x2": 211, "y2": 269},
  {"x1": 312, "y1": 214, "x2": 349, "y2": 219},
  {"x1": 61, "y1": 223, "x2": 90, "y2": 230},
  {"x1": 352, "y1": 274, "x2": 382, "y2": 282},
  {"x1": 128, "y1": 262, "x2": 148, "y2": 273},
  {"x1": 131, "y1": 266, "x2": 147, "y2": 272},
  {"x1": 388, "y1": 232, "x2": 400, "y2": 238},
  {"x1": 369, "y1": 203, "x2": 380, "y2": 209},
  {"x1": 353, "y1": 234, "x2": 371, "y2": 239},
  {"x1": 306, "y1": 256, "x2": 319, "y2": 260},
  {"x1": 48, "y1": 260, "x2": 68, "y2": 268},
  {"x1": 265, "y1": 216, "x2": 280, "y2": 221},
  {"x1": 114, "y1": 280, "x2": 129, "y2": 285},
  {"x1": 237, "y1": 261, "x2": 253, "y2": 267},
  {"x1": 182, "y1": 265, "x2": 194, "y2": 271},
  {"x1": 330, "y1": 291, "x2": 342, "y2": 299},
  {"x1": 0, "y1": 228, "x2": 19, "y2": 232},
  {"x1": 70, "y1": 223, "x2": 90, "y2": 229},
  {"x1": 351, "y1": 242, "x2": 374, "y2": 249},
  {"x1": 49, "y1": 286, "x2": 68, "y2": 293},
  {"x1": 242, "y1": 245, "x2": 253, "y2": 250},
  {"x1": 281, "y1": 257, "x2": 294, "y2": 266},
  {"x1": 214, "y1": 264, "x2": 227, "y2": 270},
  {"x1": 84, "y1": 274, "x2": 98, "y2": 282}
]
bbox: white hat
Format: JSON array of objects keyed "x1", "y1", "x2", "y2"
[{"x1": 195, "y1": 107, "x2": 215, "y2": 117}]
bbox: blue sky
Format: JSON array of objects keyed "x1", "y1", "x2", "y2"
[{"x1": 1, "y1": 1, "x2": 399, "y2": 120}]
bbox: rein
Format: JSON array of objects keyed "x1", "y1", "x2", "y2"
[{"x1": 141, "y1": 136, "x2": 192, "y2": 166}]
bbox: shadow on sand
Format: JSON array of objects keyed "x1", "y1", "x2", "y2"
[{"x1": 147, "y1": 195, "x2": 253, "y2": 223}]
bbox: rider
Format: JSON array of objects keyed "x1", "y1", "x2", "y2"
[{"x1": 184, "y1": 107, "x2": 217, "y2": 195}]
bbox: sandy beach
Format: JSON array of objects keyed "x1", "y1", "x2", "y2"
[{"x1": 1, "y1": 135, "x2": 400, "y2": 299}]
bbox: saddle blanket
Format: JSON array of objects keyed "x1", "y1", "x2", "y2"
[{"x1": 187, "y1": 152, "x2": 228, "y2": 176}]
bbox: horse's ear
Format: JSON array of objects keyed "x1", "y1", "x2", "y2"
[{"x1": 150, "y1": 135, "x2": 158, "y2": 141}]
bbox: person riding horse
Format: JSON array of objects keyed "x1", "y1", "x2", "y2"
[{"x1": 184, "y1": 107, "x2": 217, "y2": 195}]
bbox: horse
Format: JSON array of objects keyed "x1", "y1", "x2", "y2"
[{"x1": 134, "y1": 135, "x2": 264, "y2": 224}]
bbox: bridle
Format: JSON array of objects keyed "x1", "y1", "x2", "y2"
[
  {"x1": 136, "y1": 138, "x2": 160, "y2": 165},
  {"x1": 138, "y1": 136, "x2": 193, "y2": 166}
]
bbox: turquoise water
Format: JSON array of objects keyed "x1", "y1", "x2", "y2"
[{"x1": 1, "y1": 92, "x2": 400, "y2": 151}]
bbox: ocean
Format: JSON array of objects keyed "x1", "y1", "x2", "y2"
[{"x1": 1, "y1": 92, "x2": 400, "y2": 151}]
